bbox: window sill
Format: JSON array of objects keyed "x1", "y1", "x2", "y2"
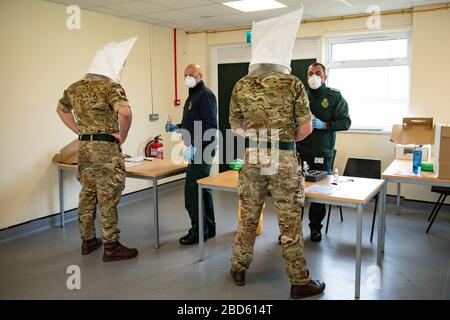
[{"x1": 338, "y1": 129, "x2": 392, "y2": 135}]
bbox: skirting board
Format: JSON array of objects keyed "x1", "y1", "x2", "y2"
[
  {"x1": 1, "y1": 185, "x2": 448, "y2": 243},
  {"x1": 0, "y1": 179, "x2": 185, "y2": 243}
]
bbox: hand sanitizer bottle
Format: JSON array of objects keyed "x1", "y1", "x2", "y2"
[{"x1": 412, "y1": 145, "x2": 422, "y2": 175}]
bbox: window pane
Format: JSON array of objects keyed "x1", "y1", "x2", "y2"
[
  {"x1": 327, "y1": 66, "x2": 409, "y2": 129},
  {"x1": 331, "y1": 39, "x2": 408, "y2": 61}
]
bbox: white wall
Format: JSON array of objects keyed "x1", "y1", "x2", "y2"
[
  {"x1": 410, "y1": 7, "x2": 450, "y2": 122},
  {"x1": 0, "y1": 0, "x2": 189, "y2": 229}
]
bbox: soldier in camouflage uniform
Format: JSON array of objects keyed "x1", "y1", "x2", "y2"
[
  {"x1": 228, "y1": 9, "x2": 325, "y2": 299},
  {"x1": 56, "y1": 37, "x2": 138, "y2": 262}
]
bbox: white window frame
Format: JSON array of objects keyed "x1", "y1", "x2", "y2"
[{"x1": 325, "y1": 30, "x2": 412, "y2": 131}]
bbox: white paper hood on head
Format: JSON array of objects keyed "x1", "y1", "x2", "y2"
[
  {"x1": 86, "y1": 36, "x2": 137, "y2": 83},
  {"x1": 249, "y1": 7, "x2": 304, "y2": 73}
]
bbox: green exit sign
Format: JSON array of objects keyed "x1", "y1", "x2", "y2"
[{"x1": 246, "y1": 30, "x2": 252, "y2": 44}]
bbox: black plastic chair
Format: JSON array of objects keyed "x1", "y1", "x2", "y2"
[
  {"x1": 426, "y1": 186, "x2": 450, "y2": 233},
  {"x1": 325, "y1": 157, "x2": 382, "y2": 242}
]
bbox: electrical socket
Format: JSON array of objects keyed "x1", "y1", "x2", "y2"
[{"x1": 149, "y1": 114, "x2": 159, "y2": 121}]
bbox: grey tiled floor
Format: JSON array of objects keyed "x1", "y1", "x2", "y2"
[{"x1": 1, "y1": 187, "x2": 449, "y2": 300}]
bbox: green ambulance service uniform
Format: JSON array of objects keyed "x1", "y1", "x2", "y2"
[{"x1": 296, "y1": 84, "x2": 351, "y2": 232}]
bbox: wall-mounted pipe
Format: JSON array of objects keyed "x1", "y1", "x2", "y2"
[{"x1": 173, "y1": 28, "x2": 181, "y2": 106}]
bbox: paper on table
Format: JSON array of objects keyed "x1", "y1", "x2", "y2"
[
  {"x1": 305, "y1": 185, "x2": 341, "y2": 195},
  {"x1": 338, "y1": 177, "x2": 355, "y2": 183},
  {"x1": 124, "y1": 156, "x2": 152, "y2": 162},
  {"x1": 393, "y1": 170, "x2": 413, "y2": 176},
  {"x1": 125, "y1": 162, "x2": 142, "y2": 168},
  {"x1": 125, "y1": 156, "x2": 144, "y2": 162}
]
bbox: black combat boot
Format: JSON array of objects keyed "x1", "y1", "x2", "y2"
[
  {"x1": 310, "y1": 229, "x2": 322, "y2": 242},
  {"x1": 179, "y1": 231, "x2": 208, "y2": 245}
]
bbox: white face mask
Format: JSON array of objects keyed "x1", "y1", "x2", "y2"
[
  {"x1": 185, "y1": 76, "x2": 197, "y2": 88},
  {"x1": 308, "y1": 74, "x2": 323, "y2": 90}
]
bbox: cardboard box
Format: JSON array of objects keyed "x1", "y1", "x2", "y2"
[
  {"x1": 52, "y1": 140, "x2": 79, "y2": 164},
  {"x1": 434, "y1": 124, "x2": 450, "y2": 179},
  {"x1": 390, "y1": 117, "x2": 435, "y2": 145},
  {"x1": 395, "y1": 144, "x2": 431, "y2": 162}
]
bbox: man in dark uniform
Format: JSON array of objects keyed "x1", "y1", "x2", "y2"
[
  {"x1": 297, "y1": 62, "x2": 351, "y2": 242},
  {"x1": 166, "y1": 64, "x2": 217, "y2": 245}
]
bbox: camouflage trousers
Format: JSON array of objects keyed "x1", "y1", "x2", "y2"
[
  {"x1": 231, "y1": 149, "x2": 311, "y2": 285},
  {"x1": 77, "y1": 141, "x2": 125, "y2": 243}
]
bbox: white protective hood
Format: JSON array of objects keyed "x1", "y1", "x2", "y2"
[
  {"x1": 249, "y1": 7, "x2": 304, "y2": 73},
  {"x1": 86, "y1": 36, "x2": 137, "y2": 83}
]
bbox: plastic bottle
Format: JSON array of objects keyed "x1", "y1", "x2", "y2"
[
  {"x1": 333, "y1": 168, "x2": 339, "y2": 184},
  {"x1": 303, "y1": 161, "x2": 310, "y2": 174},
  {"x1": 167, "y1": 115, "x2": 172, "y2": 126},
  {"x1": 412, "y1": 145, "x2": 422, "y2": 175}
]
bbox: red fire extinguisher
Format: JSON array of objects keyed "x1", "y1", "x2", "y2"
[{"x1": 145, "y1": 135, "x2": 164, "y2": 159}]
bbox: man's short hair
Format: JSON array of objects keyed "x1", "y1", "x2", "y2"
[{"x1": 309, "y1": 62, "x2": 327, "y2": 75}]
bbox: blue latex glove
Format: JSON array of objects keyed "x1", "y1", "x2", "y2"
[
  {"x1": 165, "y1": 123, "x2": 180, "y2": 133},
  {"x1": 312, "y1": 118, "x2": 326, "y2": 129},
  {"x1": 183, "y1": 145, "x2": 197, "y2": 162}
]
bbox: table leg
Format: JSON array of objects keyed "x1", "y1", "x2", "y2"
[
  {"x1": 355, "y1": 204, "x2": 363, "y2": 300},
  {"x1": 153, "y1": 177, "x2": 160, "y2": 249},
  {"x1": 58, "y1": 168, "x2": 65, "y2": 228},
  {"x1": 199, "y1": 184, "x2": 204, "y2": 261},
  {"x1": 381, "y1": 182, "x2": 387, "y2": 253},
  {"x1": 396, "y1": 183, "x2": 401, "y2": 215},
  {"x1": 377, "y1": 182, "x2": 386, "y2": 265},
  {"x1": 443, "y1": 263, "x2": 450, "y2": 300}
]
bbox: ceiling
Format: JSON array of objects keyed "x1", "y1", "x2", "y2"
[{"x1": 45, "y1": 0, "x2": 448, "y2": 31}]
